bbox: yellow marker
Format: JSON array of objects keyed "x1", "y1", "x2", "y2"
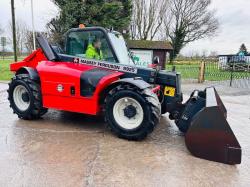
[{"x1": 164, "y1": 86, "x2": 176, "y2": 97}]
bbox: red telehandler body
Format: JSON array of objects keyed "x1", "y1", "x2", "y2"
[{"x1": 8, "y1": 27, "x2": 241, "y2": 164}]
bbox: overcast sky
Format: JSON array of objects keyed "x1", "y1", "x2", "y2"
[{"x1": 0, "y1": 0, "x2": 250, "y2": 55}]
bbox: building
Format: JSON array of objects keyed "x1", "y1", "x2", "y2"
[{"x1": 127, "y1": 40, "x2": 173, "y2": 69}]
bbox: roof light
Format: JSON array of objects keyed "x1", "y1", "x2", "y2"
[{"x1": 79, "y1": 24, "x2": 85, "y2": 29}]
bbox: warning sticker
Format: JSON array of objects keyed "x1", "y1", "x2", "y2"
[{"x1": 164, "y1": 86, "x2": 176, "y2": 97}]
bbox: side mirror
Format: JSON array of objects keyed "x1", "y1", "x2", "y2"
[{"x1": 153, "y1": 56, "x2": 160, "y2": 65}]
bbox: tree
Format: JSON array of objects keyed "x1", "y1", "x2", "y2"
[
  {"x1": 130, "y1": 0, "x2": 168, "y2": 40},
  {"x1": 1, "y1": 37, "x2": 7, "y2": 59},
  {"x1": 8, "y1": 19, "x2": 28, "y2": 55},
  {"x1": 47, "y1": 0, "x2": 132, "y2": 46},
  {"x1": 163, "y1": 0, "x2": 219, "y2": 62},
  {"x1": 0, "y1": 24, "x2": 5, "y2": 57},
  {"x1": 209, "y1": 51, "x2": 218, "y2": 58},
  {"x1": 24, "y1": 31, "x2": 49, "y2": 53},
  {"x1": 0, "y1": 24, "x2": 3, "y2": 36},
  {"x1": 238, "y1": 43, "x2": 248, "y2": 55}
]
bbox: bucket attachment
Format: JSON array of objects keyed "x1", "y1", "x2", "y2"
[{"x1": 181, "y1": 87, "x2": 241, "y2": 164}]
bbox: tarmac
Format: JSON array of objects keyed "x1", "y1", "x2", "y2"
[{"x1": 0, "y1": 82, "x2": 250, "y2": 187}]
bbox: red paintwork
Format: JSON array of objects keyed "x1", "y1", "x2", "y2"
[
  {"x1": 37, "y1": 61, "x2": 123, "y2": 115},
  {"x1": 10, "y1": 48, "x2": 47, "y2": 72},
  {"x1": 151, "y1": 85, "x2": 161, "y2": 94},
  {"x1": 148, "y1": 64, "x2": 156, "y2": 69},
  {"x1": 10, "y1": 49, "x2": 124, "y2": 115}
]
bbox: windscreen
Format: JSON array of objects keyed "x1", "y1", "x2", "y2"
[
  {"x1": 65, "y1": 30, "x2": 117, "y2": 63},
  {"x1": 108, "y1": 32, "x2": 133, "y2": 65}
]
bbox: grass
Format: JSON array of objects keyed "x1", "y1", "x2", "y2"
[
  {"x1": 0, "y1": 57, "x2": 249, "y2": 82},
  {"x1": 0, "y1": 57, "x2": 26, "y2": 81},
  {"x1": 166, "y1": 62, "x2": 250, "y2": 81},
  {"x1": 0, "y1": 59, "x2": 14, "y2": 81}
]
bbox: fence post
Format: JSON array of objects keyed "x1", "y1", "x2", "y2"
[
  {"x1": 230, "y1": 61, "x2": 235, "y2": 87},
  {"x1": 198, "y1": 60, "x2": 205, "y2": 83}
]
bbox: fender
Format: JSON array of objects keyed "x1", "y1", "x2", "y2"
[
  {"x1": 16, "y1": 67, "x2": 40, "y2": 82},
  {"x1": 98, "y1": 77, "x2": 152, "y2": 105},
  {"x1": 114, "y1": 78, "x2": 151, "y2": 90}
]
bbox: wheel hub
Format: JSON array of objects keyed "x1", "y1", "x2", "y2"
[
  {"x1": 123, "y1": 105, "x2": 137, "y2": 119},
  {"x1": 13, "y1": 85, "x2": 31, "y2": 111},
  {"x1": 21, "y1": 93, "x2": 30, "y2": 102},
  {"x1": 113, "y1": 97, "x2": 144, "y2": 130}
]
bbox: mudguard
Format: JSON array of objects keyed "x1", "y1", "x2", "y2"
[
  {"x1": 16, "y1": 67, "x2": 40, "y2": 81},
  {"x1": 113, "y1": 78, "x2": 151, "y2": 90},
  {"x1": 98, "y1": 77, "x2": 152, "y2": 106}
]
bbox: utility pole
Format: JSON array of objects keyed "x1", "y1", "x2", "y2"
[
  {"x1": 31, "y1": 0, "x2": 36, "y2": 50},
  {"x1": 11, "y1": 0, "x2": 17, "y2": 61}
]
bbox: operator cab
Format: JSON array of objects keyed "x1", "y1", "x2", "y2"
[{"x1": 64, "y1": 27, "x2": 133, "y2": 66}]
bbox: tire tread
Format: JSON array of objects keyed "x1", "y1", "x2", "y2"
[
  {"x1": 104, "y1": 84, "x2": 161, "y2": 140},
  {"x1": 8, "y1": 74, "x2": 48, "y2": 120}
]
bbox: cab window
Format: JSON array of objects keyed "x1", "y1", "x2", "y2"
[{"x1": 65, "y1": 30, "x2": 117, "y2": 63}]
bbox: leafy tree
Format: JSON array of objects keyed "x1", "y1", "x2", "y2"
[
  {"x1": 238, "y1": 43, "x2": 248, "y2": 55},
  {"x1": 47, "y1": 0, "x2": 132, "y2": 46}
]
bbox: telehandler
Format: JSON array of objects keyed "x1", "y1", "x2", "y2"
[{"x1": 8, "y1": 26, "x2": 241, "y2": 164}]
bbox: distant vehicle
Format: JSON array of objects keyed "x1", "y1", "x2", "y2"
[{"x1": 219, "y1": 54, "x2": 250, "y2": 71}]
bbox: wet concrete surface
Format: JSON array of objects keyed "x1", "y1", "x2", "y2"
[{"x1": 0, "y1": 83, "x2": 250, "y2": 187}]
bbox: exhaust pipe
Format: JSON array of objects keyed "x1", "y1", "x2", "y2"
[{"x1": 177, "y1": 87, "x2": 241, "y2": 164}]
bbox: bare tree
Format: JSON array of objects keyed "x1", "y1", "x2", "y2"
[
  {"x1": 24, "y1": 31, "x2": 50, "y2": 53},
  {"x1": 130, "y1": 0, "x2": 169, "y2": 40},
  {"x1": 0, "y1": 24, "x2": 3, "y2": 36},
  {"x1": 209, "y1": 51, "x2": 218, "y2": 58},
  {"x1": 24, "y1": 30, "x2": 36, "y2": 53},
  {"x1": 8, "y1": 19, "x2": 28, "y2": 56},
  {"x1": 163, "y1": 0, "x2": 219, "y2": 61}
]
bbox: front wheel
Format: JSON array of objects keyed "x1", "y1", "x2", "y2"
[
  {"x1": 8, "y1": 74, "x2": 47, "y2": 120},
  {"x1": 104, "y1": 84, "x2": 161, "y2": 140}
]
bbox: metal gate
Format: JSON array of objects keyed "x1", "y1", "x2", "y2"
[
  {"x1": 206, "y1": 57, "x2": 250, "y2": 89},
  {"x1": 166, "y1": 57, "x2": 250, "y2": 89}
]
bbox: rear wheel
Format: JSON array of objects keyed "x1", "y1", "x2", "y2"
[
  {"x1": 104, "y1": 84, "x2": 161, "y2": 140},
  {"x1": 8, "y1": 74, "x2": 47, "y2": 120}
]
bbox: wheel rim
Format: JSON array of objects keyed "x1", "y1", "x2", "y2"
[
  {"x1": 13, "y1": 85, "x2": 30, "y2": 111},
  {"x1": 113, "y1": 97, "x2": 144, "y2": 130}
]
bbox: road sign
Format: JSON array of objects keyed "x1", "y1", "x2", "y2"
[{"x1": 1, "y1": 37, "x2": 6, "y2": 47}]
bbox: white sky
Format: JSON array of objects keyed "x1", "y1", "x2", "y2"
[{"x1": 0, "y1": 0, "x2": 250, "y2": 55}]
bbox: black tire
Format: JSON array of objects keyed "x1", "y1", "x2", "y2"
[
  {"x1": 8, "y1": 74, "x2": 47, "y2": 120},
  {"x1": 161, "y1": 102, "x2": 167, "y2": 114},
  {"x1": 104, "y1": 84, "x2": 161, "y2": 140}
]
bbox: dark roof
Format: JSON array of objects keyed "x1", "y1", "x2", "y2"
[{"x1": 127, "y1": 40, "x2": 173, "y2": 50}]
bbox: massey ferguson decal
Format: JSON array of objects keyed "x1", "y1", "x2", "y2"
[{"x1": 73, "y1": 58, "x2": 138, "y2": 74}]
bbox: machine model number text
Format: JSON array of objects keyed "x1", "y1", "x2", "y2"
[{"x1": 73, "y1": 58, "x2": 138, "y2": 74}]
